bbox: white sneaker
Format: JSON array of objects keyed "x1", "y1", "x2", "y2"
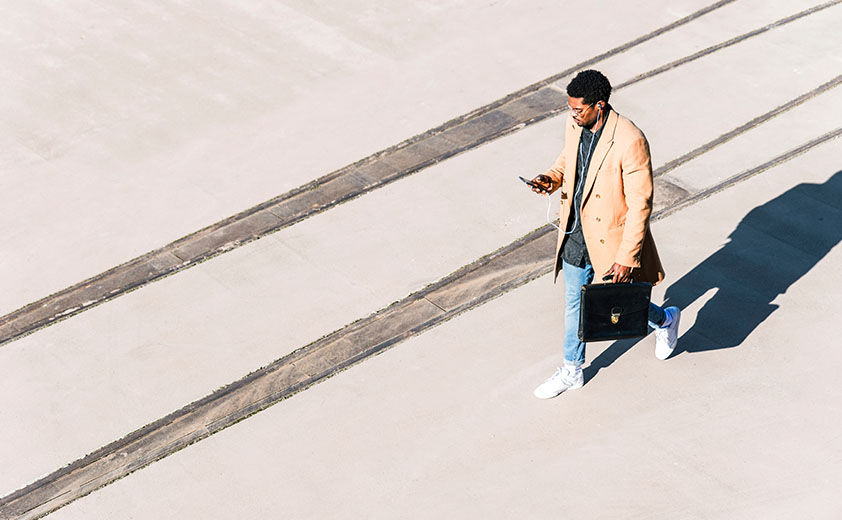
[
  {"x1": 533, "y1": 366, "x2": 584, "y2": 399},
  {"x1": 655, "y1": 306, "x2": 681, "y2": 360}
]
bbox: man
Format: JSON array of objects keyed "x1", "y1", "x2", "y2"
[{"x1": 529, "y1": 69, "x2": 680, "y2": 399}]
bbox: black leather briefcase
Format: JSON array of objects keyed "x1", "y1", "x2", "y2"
[{"x1": 578, "y1": 281, "x2": 652, "y2": 342}]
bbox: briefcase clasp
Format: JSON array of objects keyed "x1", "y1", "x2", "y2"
[{"x1": 610, "y1": 307, "x2": 622, "y2": 325}]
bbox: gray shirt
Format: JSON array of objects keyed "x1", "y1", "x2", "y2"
[{"x1": 560, "y1": 119, "x2": 605, "y2": 267}]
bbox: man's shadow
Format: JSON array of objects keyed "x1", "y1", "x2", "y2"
[{"x1": 584, "y1": 170, "x2": 842, "y2": 381}]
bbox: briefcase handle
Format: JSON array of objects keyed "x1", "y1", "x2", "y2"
[
  {"x1": 601, "y1": 273, "x2": 632, "y2": 284},
  {"x1": 600, "y1": 265, "x2": 641, "y2": 283}
]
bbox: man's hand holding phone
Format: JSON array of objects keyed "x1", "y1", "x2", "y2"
[{"x1": 519, "y1": 174, "x2": 553, "y2": 195}]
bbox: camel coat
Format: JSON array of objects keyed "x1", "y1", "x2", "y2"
[{"x1": 542, "y1": 109, "x2": 665, "y2": 285}]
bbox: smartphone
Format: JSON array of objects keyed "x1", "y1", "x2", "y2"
[{"x1": 519, "y1": 176, "x2": 548, "y2": 193}]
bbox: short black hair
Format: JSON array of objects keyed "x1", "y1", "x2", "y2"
[{"x1": 566, "y1": 70, "x2": 612, "y2": 105}]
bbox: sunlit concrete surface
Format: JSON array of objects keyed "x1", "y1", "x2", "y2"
[
  {"x1": 0, "y1": 0, "x2": 712, "y2": 316},
  {"x1": 2, "y1": 0, "x2": 841, "y2": 518},
  {"x1": 49, "y1": 141, "x2": 842, "y2": 519}
]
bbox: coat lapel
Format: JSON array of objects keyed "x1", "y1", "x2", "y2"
[
  {"x1": 582, "y1": 110, "x2": 618, "y2": 202},
  {"x1": 566, "y1": 120, "x2": 582, "y2": 186}
]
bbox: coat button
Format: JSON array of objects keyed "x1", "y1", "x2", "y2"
[
  {"x1": 595, "y1": 194, "x2": 601, "y2": 198},
  {"x1": 600, "y1": 239, "x2": 605, "y2": 244},
  {"x1": 596, "y1": 217, "x2": 601, "y2": 222}
]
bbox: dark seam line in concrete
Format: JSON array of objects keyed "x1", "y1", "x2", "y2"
[
  {"x1": 407, "y1": 0, "x2": 740, "y2": 131},
  {"x1": 0, "y1": 0, "x2": 744, "y2": 349},
  {"x1": 423, "y1": 297, "x2": 448, "y2": 313},
  {"x1": 2, "y1": 129, "x2": 839, "y2": 520},
  {"x1": 615, "y1": 0, "x2": 842, "y2": 94},
  {"x1": 654, "y1": 127, "x2": 842, "y2": 221},
  {"x1": 654, "y1": 74, "x2": 842, "y2": 178}
]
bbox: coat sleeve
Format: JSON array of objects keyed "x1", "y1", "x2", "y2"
[
  {"x1": 541, "y1": 118, "x2": 575, "y2": 194},
  {"x1": 615, "y1": 136, "x2": 654, "y2": 268},
  {"x1": 541, "y1": 149, "x2": 566, "y2": 194}
]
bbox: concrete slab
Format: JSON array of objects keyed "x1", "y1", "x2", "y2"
[
  {"x1": 0, "y1": 115, "x2": 561, "y2": 497},
  {"x1": 606, "y1": 0, "x2": 842, "y2": 176},
  {"x1": 5, "y1": 0, "x2": 837, "y2": 346},
  {"x1": 3, "y1": 1, "x2": 842, "y2": 517},
  {"x1": 5, "y1": 0, "x2": 837, "y2": 345},
  {"x1": 47, "y1": 139, "x2": 842, "y2": 519},
  {"x1": 0, "y1": 0, "x2": 719, "y2": 317},
  {"x1": 591, "y1": 0, "x2": 826, "y2": 93},
  {"x1": 4, "y1": 0, "x2": 842, "y2": 503},
  {"x1": 662, "y1": 84, "x2": 842, "y2": 193}
]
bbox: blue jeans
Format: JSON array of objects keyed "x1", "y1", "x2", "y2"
[{"x1": 562, "y1": 260, "x2": 666, "y2": 366}]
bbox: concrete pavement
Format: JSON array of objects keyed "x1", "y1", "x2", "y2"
[
  {"x1": 0, "y1": 0, "x2": 715, "y2": 317},
  {"x1": 47, "y1": 143, "x2": 842, "y2": 519},
  {"x1": 0, "y1": 0, "x2": 772, "y2": 344},
  {"x1": 2, "y1": 0, "x2": 841, "y2": 518}
]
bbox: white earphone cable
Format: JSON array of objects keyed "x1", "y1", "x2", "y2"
[
  {"x1": 542, "y1": 105, "x2": 601, "y2": 233},
  {"x1": 546, "y1": 194, "x2": 561, "y2": 230}
]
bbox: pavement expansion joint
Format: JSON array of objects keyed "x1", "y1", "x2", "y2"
[
  {"x1": 654, "y1": 74, "x2": 842, "y2": 179},
  {"x1": 655, "y1": 127, "x2": 842, "y2": 221}
]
